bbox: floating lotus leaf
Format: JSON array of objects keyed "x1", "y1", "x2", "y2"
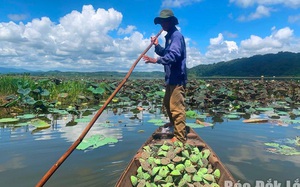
[
  {"x1": 17, "y1": 114, "x2": 36, "y2": 119},
  {"x1": 76, "y1": 135, "x2": 118, "y2": 150},
  {"x1": 147, "y1": 119, "x2": 165, "y2": 126},
  {"x1": 264, "y1": 143, "x2": 280, "y2": 148},
  {"x1": 256, "y1": 107, "x2": 274, "y2": 112},
  {"x1": 0, "y1": 118, "x2": 19, "y2": 123},
  {"x1": 155, "y1": 91, "x2": 165, "y2": 97},
  {"x1": 224, "y1": 114, "x2": 240, "y2": 119},
  {"x1": 185, "y1": 166, "x2": 197, "y2": 173},
  {"x1": 158, "y1": 166, "x2": 169, "y2": 178},
  {"x1": 48, "y1": 108, "x2": 69, "y2": 115},
  {"x1": 213, "y1": 169, "x2": 221, "y2": 179},
  {"x1": 203, "y1": 174, "x2": 215, "y2": 182},
  {"x1": 14, "y1": 122, "x2": 29, "y2": 127},
  {"x1": 30, "y1": 118, "x2": 50, "y2": 129},
  {"x1": 186, "y1": 110, "x2": 200, "y2": 118}
]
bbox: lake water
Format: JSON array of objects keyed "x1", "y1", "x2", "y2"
[{"x1": 1, "y1": 107, "x2": 300, "y2": 187}]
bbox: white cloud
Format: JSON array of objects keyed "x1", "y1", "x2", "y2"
[
  {"x1": 238, "y1": 5, "x2": 272, "y2": 21},
  {"x1": 230, "y1": 0, "x2": 300, "y2": 8},
  {"x1": 161, "y1": 0, "x2": 202, "y2": 8},
  {"x1": 196, "y1": 27, "x2": 298, "y2": 65},
  {"x1": 0, "y1": 4, "x2": 299, "y2": 72},
  {"x1": 203, "y1": 33, "x2": 238, "y2": 64},
  {"x1": 240, "y1": 27, "x2": 294, "y2": 53},
  {"x1": 0, "y1": 5, "x2": 155, "y2": 72},
  {"x1": 117, "y1": 25, "x2": 136, "y2": 35}
]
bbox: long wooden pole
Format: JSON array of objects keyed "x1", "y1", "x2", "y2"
[{"x1": 36, "y1": 29, "x2": 163, "y2": 187}]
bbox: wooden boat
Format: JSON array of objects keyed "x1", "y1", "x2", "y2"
[{"x1": 115, "y1": 126, "x2": 235, "y2": 187}]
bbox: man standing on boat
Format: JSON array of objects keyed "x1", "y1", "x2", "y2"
[{"x1": 143, "y1": 9, "x2": 187, "y2": 143}]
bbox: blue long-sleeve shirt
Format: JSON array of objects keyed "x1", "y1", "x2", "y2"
[{"x1": 155, "y1": 27, "x2": 187, "y2": 86}]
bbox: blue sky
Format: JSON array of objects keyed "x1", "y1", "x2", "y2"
[{"x1": 0, "y1": 0, "x2": 299, "y2": 72}]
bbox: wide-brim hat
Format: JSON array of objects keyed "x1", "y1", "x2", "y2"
[{"x1": 154, "y1": 9, "x2": 179, "y2": 25}]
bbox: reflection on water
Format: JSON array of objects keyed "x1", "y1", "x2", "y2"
[{"x1": 0, "y1": 108, "x2": 300, "y2": 186}]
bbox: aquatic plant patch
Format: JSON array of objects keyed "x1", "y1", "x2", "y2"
[
  {"x1": 264, "y1": 137, "x2": 300, "y2": 155},
  {"x1": 130, "y1": 141, "x2": 221, "y2": 186}
]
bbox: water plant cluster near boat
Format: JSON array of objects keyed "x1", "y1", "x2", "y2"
[{"x1": 131, "y1": 140, "x2": 221, "y2": 187}]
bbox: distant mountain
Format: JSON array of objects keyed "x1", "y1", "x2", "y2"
[
  {"x1": 1, "y1": 52, "x2": 300, "y2": 77},
  {"x1": 0, "y1": 67, "x2": 32, "y2": 74},
  {"x1": 188, "y1": 52, "x2": 300, "y2": 77}
]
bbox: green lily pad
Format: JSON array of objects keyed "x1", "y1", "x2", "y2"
[
  {"x1": 186, "y1": 110, "x2": 200, "y2": 118},
  {"x1": 0, "y1": 118, "x2": 19, "y2": 123},
  {"x1": 256, "y1": 107, "x2": 274, "y2": 111},
  {"x1": 147, "y1": 119, "x2": 165, "y2": 126},
  {"x1": 74, "y1": 117, "x2": 92, "y2": 123},
  {"x1": 76, "y1": 135, "x2": 118, "y2": 150},
  {"x1": 30, "y1": 118, "x2": 50, "y2": 129},
  {"x1": 17, "y1": 114, "x2": 36, "y2": 119}
]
